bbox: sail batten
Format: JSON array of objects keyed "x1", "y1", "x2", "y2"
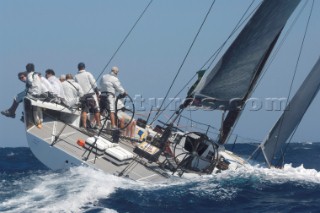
[{"x1": 260, "y1": 57, "x2": 320, "y2": 168}]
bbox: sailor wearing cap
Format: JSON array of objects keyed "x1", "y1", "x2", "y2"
[{"x1": 99, "y1": 66, "x2": 127, "y2": 128}]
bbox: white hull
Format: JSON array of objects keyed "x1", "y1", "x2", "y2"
[
  {"x1": 26, "y1": 131, "x2": 85, "y2": 170},
  {"x1": 24, "y1": 98, "x2": 247, "y2": 182}
]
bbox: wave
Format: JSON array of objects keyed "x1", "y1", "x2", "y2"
[
  {"x1": 1, "y1": 163, "x2": 320, "y2": 212},
  {"x1": 0, "y1": 167, "x2": 125, "y2": 213},
  {"x1": 1, "y1": 146, "x2": 320, "y2": 212}
]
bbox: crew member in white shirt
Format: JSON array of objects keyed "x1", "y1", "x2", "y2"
[
  {"x1": 25, "y1": 63, "x2": 42, "y2": 98},
  {"x1": 25, "y1": 63, "x2": 44, "y2": 128},
  {"x1": 74, "y1": 62, "x2": 101, "y2": 129},
  {"x1": 99, "y1": 66, "x2": 127, "y2": 129},
  {"x1": 45, "y1": 69, "x2": 66, "y2": 100},
  {"x1": 62, "y1": 74, "x2": 84, "y2": 108}
]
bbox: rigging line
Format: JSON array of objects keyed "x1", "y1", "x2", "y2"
[
  {"x1": 30, "y1": 1, "x2": 154, "y2": 117},
  {"x1": 189, "y1": 126, "x2": 219, "y2": 137},
  {"x1": 273, "y1": 0, "x2": 315, "y2": 164},
  {"x1": 175, "y1": 2, "x2": 260, "y2": 138},
  {"x1": 253, "y1": 0, "x2": 309, "y2": 91},
  {"x1": 153, "y1": 73, "x2": 197, "y2": 118},
  {"x1": 279, "y1": 1, "x2": 314, "y2": 103},
  {"x1": 95, "y1": 0, "x2": 153, "y2": 82},
  {"x1": 189, "y1": 108, "x2": 193, "y2": 128},
  {"x1": 275, "y1": 77, "x2": 320, "y2": 167},
  {"x1": 247, "y1": 3, "x2": 309, "y2": 160},
  {"x1": 155, "y1": 0, "x2": 262, "y2": 132},
  {"x1": 203, "y1": 0, "x2": 260, "y2": 70},
  {"x1": 179, "y1": 114, "x2": 219, "y2": 131},
  {"x1": 203, "y1": 0, "x2": 262, "y2": 69},
  {"x1": 179, "y1": 114, "x2": 261, "y2": 143},
  {"x1": 150, "y1": 0, "x2": 217, "y2": 125},
  {"x1": 149, "y1": 0, "x2": 258, "y2": 120},
  {"x1": 248, "y1": 5, "x2": 310, "y2": 162}
]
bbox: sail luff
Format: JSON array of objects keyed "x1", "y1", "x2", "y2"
[{"x1": 260, "y1": 57, "x2": 320, "y2": 168}]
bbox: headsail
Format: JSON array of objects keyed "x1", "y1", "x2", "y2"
[
  {"x1": 256, "y1": 57, "x2": 320, "y2": 168},
  {"x1": 190, "y1": 0, "x2": 301, "y2": 144}
]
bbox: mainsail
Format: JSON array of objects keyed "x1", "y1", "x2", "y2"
[
  {"x1": 190, "y1": 0, "x2": 301, "y2": 144},
  {"x1": 256, "y1": 57, "x2": 320, "y2": 168}
]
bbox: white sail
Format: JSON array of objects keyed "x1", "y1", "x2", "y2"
[{"x1": 260, "y1": 57, "x2": 320, "y2": 167}]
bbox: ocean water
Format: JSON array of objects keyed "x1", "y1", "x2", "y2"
[{"x1": 1, "y1": 143, "x2": 320, "y2": 213}]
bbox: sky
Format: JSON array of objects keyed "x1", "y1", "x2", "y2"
[{"x1": 0, "y1": 0, "x2": 319, "y2": 147}]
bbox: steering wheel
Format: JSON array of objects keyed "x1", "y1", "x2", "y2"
[
  {"x1": 172, "y1": 132, "x2": 218, "y2": 173},
  {"x1": 115, "y1": 94, "x2": 135, "y2": 130}
]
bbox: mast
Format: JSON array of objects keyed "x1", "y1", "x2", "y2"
[
  {"x1": 189, "y1": 0, "x2": 301, "y2": 144},
  {"x1": 256, "y1": 57, "x2": 320, "y2": 167}
]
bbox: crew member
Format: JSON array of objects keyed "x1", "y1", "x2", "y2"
[
  {"x1": 25, "y1": 63, "x2": 42, "y2": 98},
  {"x1": 99, "y1": 66, "x2": 127, "y2": 129},
  {"x1": 25, "y1": 63, "x2": 43, "y2": 128},
  {"x1": 45, "y1": 69, "x2": 66, "y2": 101},
  {"x1": 1, "y1": 72, "x2": 28, "y2": 118},
  {"x1": 62, "y1": 74, "x2": 84, "y2": 108},
  {"x1": 75, "y1": 62, "x2": 101, "y2": 129}
]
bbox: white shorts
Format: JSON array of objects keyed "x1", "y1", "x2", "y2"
[
  {"x1": 117, "y1": 111, "x2": 131, "y2": 122},
  {"x1": 107, "y1": 95, "x2": 116, "y2": 112}
]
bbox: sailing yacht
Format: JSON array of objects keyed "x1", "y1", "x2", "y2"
[{"x1": 21, "y1": 0, "x2": 318, "y2": 182}]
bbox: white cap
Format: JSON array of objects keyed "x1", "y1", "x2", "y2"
[
  {"x1": 60, "y1": 74, "x2": 66, "y2": 80},
  {"x1": 111, "y1": 66, "x2": 119, "y2": 74}
]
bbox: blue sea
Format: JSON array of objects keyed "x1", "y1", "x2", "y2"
[{"x1": 1, "y1": 143, "x2": 320, "y2": 213}]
